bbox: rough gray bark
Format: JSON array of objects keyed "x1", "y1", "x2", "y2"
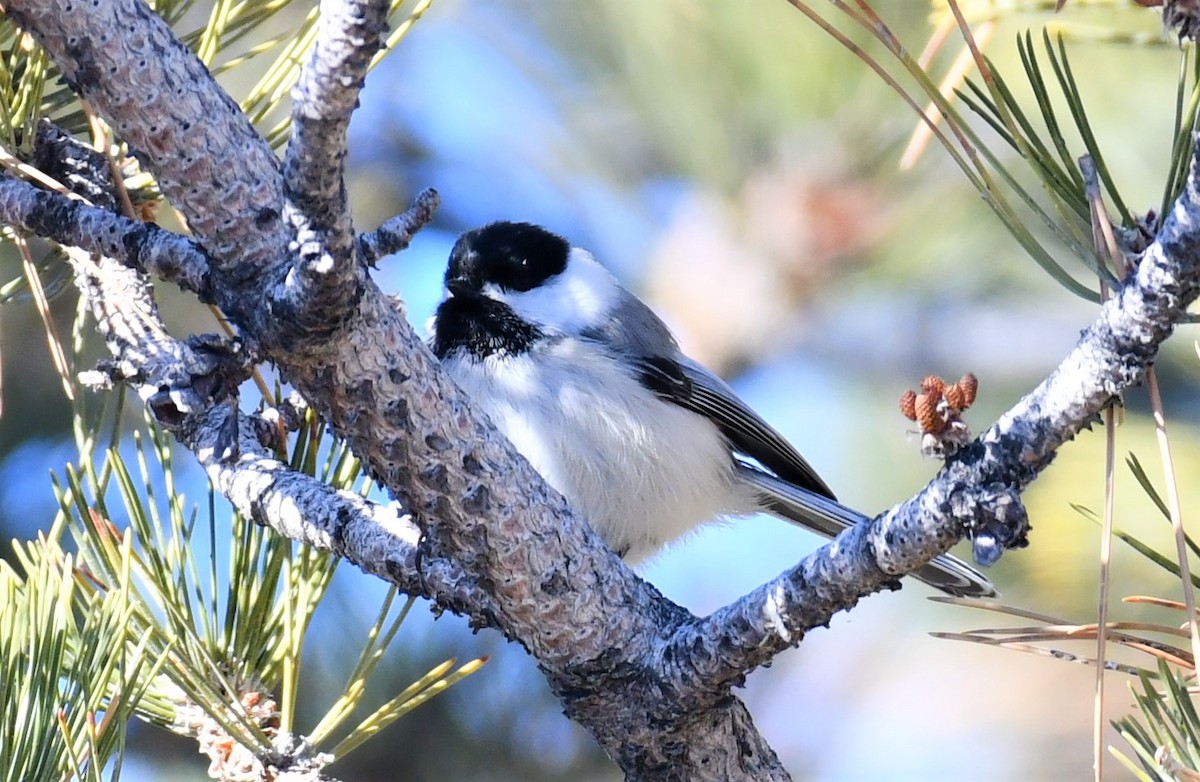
[
  {"x1": 0, "y1": 175, "x2": 211, "y2": 295},
  {"x1": 2, "y1": 0, "x2": 1198, "y2": 779}
]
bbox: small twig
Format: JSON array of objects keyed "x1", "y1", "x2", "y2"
[
  {"x1": 0, "y1": 174, "x2": 212, "y2": 296},
  {"x1": 357, "y1": 188, "x2": 440, "y2": 265}
]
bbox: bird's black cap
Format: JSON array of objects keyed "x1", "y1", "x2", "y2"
[{"x1": 446, "y1": 221, "x2": 570, "y2": 294}]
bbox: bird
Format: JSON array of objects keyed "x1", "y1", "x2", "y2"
[{"x1": 428, "y1": 220, "x2": 995, "y2": 598}]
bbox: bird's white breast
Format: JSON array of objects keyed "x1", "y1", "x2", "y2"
[{"x1": 442, "y1": 338, "x2": 753, "y2": 562}]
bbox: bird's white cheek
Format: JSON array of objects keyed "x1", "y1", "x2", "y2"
[{"x1": 495, "y1": 248, "x2": 619, "y2": 333}]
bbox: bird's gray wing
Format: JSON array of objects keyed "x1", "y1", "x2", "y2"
[
  {"x1": 579, "y1": 287, "x2": 829, "y2": 497},
  {"x1": 585, "y1": 287, "x2": 830, "y2": 498},
  {"x1": 743, "y1": 465, "x2": 997, "y2": 598},
  {"x1": 632, "y1": 352, "x2": 996, "y2": 598},
  {"x1": 584, "y1": 290, "x2": 995, "y2": 597},
  {"x1": 634, "y1": 353, "x2": 836, "y2": 500}
]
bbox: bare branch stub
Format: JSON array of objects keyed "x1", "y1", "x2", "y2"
[{"x1": 358, "y1": 188, "x2": 441, "y2": 265}]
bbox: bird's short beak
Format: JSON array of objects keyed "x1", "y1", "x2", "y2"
[{"x1": 446, "y1": 277, "x2": 475, "y2": 298}]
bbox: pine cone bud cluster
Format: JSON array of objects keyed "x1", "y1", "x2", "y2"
[{"x1": 899, "y1": 373, "x2": 978, "y2": 457}]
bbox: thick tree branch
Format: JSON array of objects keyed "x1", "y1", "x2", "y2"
[{"x1": 281, "y1": 0, "x2": 390, "y2": 306}]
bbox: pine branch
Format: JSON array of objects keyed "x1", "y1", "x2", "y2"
[
  {"x1": 669, "y1": 149, "x2": 1200, "y2": 686},
  {"x1": 0, "y1": 173, "x2": 211, "y2": 296},
  {"x1": 68, "y1": 243, "x2": 493, "y2": 624}
]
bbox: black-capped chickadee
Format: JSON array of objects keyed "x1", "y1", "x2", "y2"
[{"x1": 430, "y1": 221, "x2": 994, "y2": 598}]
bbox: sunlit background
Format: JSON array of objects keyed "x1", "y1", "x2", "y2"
[{"x1": 5, "y1": 1, "x2": 1200, "y2": 779}]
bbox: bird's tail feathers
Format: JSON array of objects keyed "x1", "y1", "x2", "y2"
[{"x1": 739, "y1": 465, "x2": 997, "y2": 599}]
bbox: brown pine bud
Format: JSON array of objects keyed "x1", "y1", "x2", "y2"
[
  {"x1": 915, "y1": 391, "x2": 944, "y2": 434},
  {"x1": 959, "y1": 373, "x2": 978, "y2": 406},
  {"x1": 921, "y1": 375, "x2": 945, "y2": 395},
  {"x1": 945, "y1": 383, "x2": 966, "y2": 411},
  {"x1": 899, "y1": 389, "x2": 918, "y2": 421}
]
